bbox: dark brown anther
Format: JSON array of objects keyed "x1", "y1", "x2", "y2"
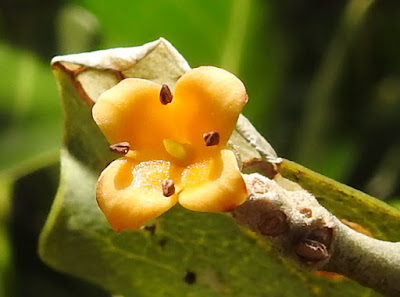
[
  {"x1": 109, "y1": 142, "x2": 130, "y2": 155},
  {"x1": 257, "y1": 209, "x2": 289, "y2": 237},
  {"x1": 203, "y1": 131, "x2": 220, "y2": 146},
  {"x1": 160, "y1": 84, "x2": 173, "y2": 105},
  {"x1": 294, "y1": 239, "x2": 330, "y2": 262},
  {"x1": 162, "y1": 179, "x2": 175, "y2": 197}
]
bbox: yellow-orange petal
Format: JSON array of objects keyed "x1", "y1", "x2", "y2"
[
  {"x1": 172, "y1": 66, "x2": 248, "y2": 153},
  {"x1": 96, "y1": 158, "x2": 179, "y2": 231},
  {"x1": 178, "y1": 149, "x2": 248, "y2": 212},
  {"x1": 92, "y1": 78, "x2": 175, "y2": 156}
]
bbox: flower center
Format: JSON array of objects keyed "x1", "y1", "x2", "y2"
[{"x1": 163, "y1": 139, "x2": 192, "y2": 163}]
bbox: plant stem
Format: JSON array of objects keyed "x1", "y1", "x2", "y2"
[
  {"x1": 325, "y1": 218, "x2": 400, "y2": 296},
  {"x1": 220, "y1": 0, "x2": 253, "y2": 74},
  {"x1": 234, "y1": 114, "x2": 400, "y2": 296},
  {"x1": 234, "y1": 173, "x2": 400, "y2": 296},
  {"x1": 295, "y1": 0, "x2": 375, "y2": 168}
]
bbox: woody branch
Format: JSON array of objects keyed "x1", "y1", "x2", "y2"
[{"x1": 232, "y1": 173, "x2": 400, "y2": 297}]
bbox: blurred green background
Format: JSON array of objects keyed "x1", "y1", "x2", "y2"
[{"x1": 0, "y1": 0, "x2": 399, "y2": 296}]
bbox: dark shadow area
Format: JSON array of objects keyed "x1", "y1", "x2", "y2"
[{"x1": 10, "y1": 164, "x2": 109, "y2": 297}]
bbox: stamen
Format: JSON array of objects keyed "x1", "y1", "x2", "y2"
[
  {"x1": 203, "y1": 131, "x2": 220, "y2": 146},
  {"x1": 109, "y1": 142, "x2": 130, "y2": 155},
  {"x1": 160, "y1": 84, "x2": 173, "y2": 105},
  {"x1": 162, "y1": 179, "x2": 175, "y2": 197}
]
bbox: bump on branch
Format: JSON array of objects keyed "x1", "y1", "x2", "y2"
[{"x1": 233, "y1": 173, "x2": 400, "y2": 297}]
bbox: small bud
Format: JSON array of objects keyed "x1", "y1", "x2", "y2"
[
  {"x1": 308, "y1": 227, "x2": 333, "y2": 248},
  {"x1": 203, "y1": 131, "x2": 220, "y2": 146},
  {"x1": 299, "y1": 208, "x2": 312, "y2": 218},
  {"x1": 257, "y1": 209, "x2": 289, "y2": 236},
  {"x1": 109, "y1": 142, "x2": 130, "y2": 155},
  {"x1": 162, "y1": 179, "x2": 175, "y2": 197},
  {"x1": 295, "y1": 239, "x2": 329, "y2": 262},
  {"x1": 160, "y1": 84, "x2": 173, "y2": 105}
]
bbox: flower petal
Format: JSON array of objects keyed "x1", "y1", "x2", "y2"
[
  {"x1": 92, "y1": 78, "x2": 175, "y2": 157},
  {"x1": 172, "y1": 66, "x2": 248, "y2": 156},
  {"x1": 96, "y1": 158, "x2": 180, "y2": 231},
  {"x1": 178, "y1": 149, "x2": 248, "y2": 212}
]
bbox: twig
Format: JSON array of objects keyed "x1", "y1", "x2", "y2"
[{"x1": 233, "y1": 173, "x2": 400, "y2": 296}]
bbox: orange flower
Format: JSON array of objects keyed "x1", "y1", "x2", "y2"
[{"x1": 93, "y1": 66, "x2": 248, "y2": 231}]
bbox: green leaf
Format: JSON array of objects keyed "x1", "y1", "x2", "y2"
[
  {"x1": 0, "y1": 42, "x2": 61, "y2": 178},
  {"x1": 0, "y1": 42, "x2": 63, "y2": 295},
  {"x1": 0, "y1": 176, "x2": 14, "y2": 297},
  {"x1": 73, "y1": 0, "x2": 234, "y2": 66},
  {"x1": 40, "y1": 39, "x2": 383, "y2": 297}
]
